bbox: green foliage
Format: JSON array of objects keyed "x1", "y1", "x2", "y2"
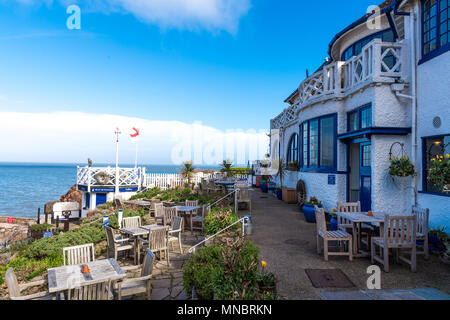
[
  {"x1": 0, "y1": 238, "x2": 32, "y2": 255},
  {"x1": 183, "y1": 240, "x2": 260, "y2": 300},
  {"x1": 180, "y1": 161, "x2": 195, "y2": 183},
  {"x1": 219, "y1": 160, "x2": 234, "y2": 176},
  {"x1": 428, "y1": 154, "x2": 450, "y2": 185},
  {"x1": 229, "y1": 167, "x2": 251, "y2": 175},
  {"x1": 305, "y1": 196, "x2": 321, "y2": 206},
  {"x1": 30, "y1": 223, "x2": 53, "y2": 233},
  {"x1": 130, "y1": 187, "x2": 162, "y2": 200},
  {"x1": 430, "y1": 226, "x2": 449, "y2": 242},
  {"x1": 0, "y1": 256, "x2": 62, "y2": 285},
  {"x1": 389, "y1": 155, "x2": 416, "y2": 177},
  {"x1": 203, "y1": 206, "x2": 239, "y2": 236}
]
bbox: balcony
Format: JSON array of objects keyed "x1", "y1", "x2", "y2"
[
  {"x1": 271, "y1": 39, "x2": 407, "y2": 129},
  {"x1": 76, "y1": 166, "x2": 144, "y2": 191}
]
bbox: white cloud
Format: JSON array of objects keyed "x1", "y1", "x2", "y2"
[
  {"x1": 10, "y1": 0, "x2": 252, "y2": 34},
  {"x1": 0, "y1": 111, "x2": 268, "y2": 165}
]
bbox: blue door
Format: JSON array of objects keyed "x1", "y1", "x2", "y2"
[
  {"x1": 96, "y1": 193, "x2": 107, "y2": 207},
  {"x1": 360, "y1": 143, "x2": 372, "y2": 211},
  {"x1": 85, "y1": 193, "x2": 90, "y2": 210}
]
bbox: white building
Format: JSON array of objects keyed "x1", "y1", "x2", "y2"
[{"x1": 270, "y1": 0, "x2": 449, "y2": 229}]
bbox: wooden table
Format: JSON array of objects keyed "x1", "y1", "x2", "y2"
[
  {"x1": 120, "y1": 225, "x2": 167, "y2": 263},
  {"x1": 334, "y1": 211, "x2": 387, "y2": 258},
  {"x1": 47, "y1": 258, "x2": 125, "y2": 294},
  {"x1": 176, "y1": 206, "x2": 201, "y2": 233}
]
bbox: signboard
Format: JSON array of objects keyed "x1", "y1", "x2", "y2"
[
  {"x1": 7, "y1": 217, "x2": 14, "y2": 223},
  {"x1": 119, "y1": 187, "x2": 139, "y2": 192},
  {"x1": 328, "y1": 175, "x2": 336, "y2": 185},
  {"x1": 91, "y1": 187, "x2": 115, "y2": 192}
]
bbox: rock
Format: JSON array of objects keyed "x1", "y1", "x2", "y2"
[{"x1": 59, "y1": 185, "x2": 82, "y2": 206}]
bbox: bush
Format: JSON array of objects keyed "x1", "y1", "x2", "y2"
[
  {"x1": 130, "y1": 187, "x2": 162, "y2": 200},
  {"x1": 183, "y1": 239, "x2": 260, "y2": 300},
  {"x1": 203, "y1": 206, "x2": 239, "y2": 236},
  {"x1": 30, "y1": 223, "x2": 53, "y2": 233}
]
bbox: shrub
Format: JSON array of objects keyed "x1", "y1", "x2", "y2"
[
  {"x1": 30, "y1": 223, "x2": 53, "y2": 233},
  {"x1": 130, "y1": 187, "x2": 162, "y2": 200},
  {"x1": 203, "y1": 206, "x2": 239, "y2": 236}
]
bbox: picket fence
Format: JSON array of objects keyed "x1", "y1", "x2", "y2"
[{"x1": 143, "y1": 173, "x2": 249, "y2": 190}]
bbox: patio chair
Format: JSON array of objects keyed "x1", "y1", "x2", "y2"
[
  {"x1": 154, "y1": 203, "x2": 164, "y2": 225},
  {"x1": 237, "y1": 187, "x2": 252, "y2": 211},
  {"x1": 5, "y1": 268, "x2": 55, "y2": 300},
  {"x1": 114, "y1": 248, "x2": 155, "y2": 300},
  {"x1": 149, "y1": 200, "x2": 161, "y2": 217},
  {"x1": 336, "y1": 201, "x2": 360, "y2": 232},
  {"x1": 208, "y1": 181, "x2": 222, "y2": 193},
  {"x1": 65, "y1": 279, "x2": 112, "y2": 300},
  {"x1": 105, "y1": 226, "x2": 135, "y2": 261},
  {"x1": 315, "y1": 206, "x2": 353, "y2": 261},
  {"x1": 412, "y1": 206, "x2": 430, "y2": 259},
  {"x1": 371, "y1": 215, "x2": 417, "y2": 272},
  {"x1": 138, "y1": 227, "x2": 170, "y2": 266},
  {"x1": 122, "y1": 216, "x2": 142, "y2": 229},
  {"x1": 168, "y1": 216, "x2": 184, "y2": 254},
  {"x1": 185, "y1": 200, "x2": 199, "y2": 207},
  {"x1": 163, "y1": 206, "x2": 178, "y2": 227},
  {"x1": 192, "y1": 205, "x2": 210, "y2": 232},
  {"x1": 63, "y1": 243, "x2": 95, "y2": 266}
]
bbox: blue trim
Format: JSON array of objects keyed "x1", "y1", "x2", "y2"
[
  {"x1": 419, "y1": 0, "x2": 450, "y2": 64},
  {"x1": 338, "y1": 127, "x2": 412, "y2": 141},
  {"x1": 418, "y1": 191, "x2": 450, "y2": 198},
  {"x1": 286, "y1": 133, "x2": 299, "y2": 166},
  {"x1": 77, "y1": 185, "x2": 88, "y2": 191}
]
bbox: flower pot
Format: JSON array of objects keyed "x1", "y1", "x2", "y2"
[
  {"x1": 260, "y1": 183, "x2": 268, "y2": 193},
  {"x1": 275, "y1": 189, "x2": 282, "y2": 200},
  {"x1": 267, "y1": 182, "x2": 276, "y2": 193},
  {"x1": 301, "y1": 204, "x2": 321, "y2": 223},
  {"x1": 330, "y1": 217, "x2": 338, "y2": 231}
]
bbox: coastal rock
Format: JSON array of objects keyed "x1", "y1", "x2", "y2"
[{"x1": 59, "y1": 184, "x2": 82, "y2": 206}]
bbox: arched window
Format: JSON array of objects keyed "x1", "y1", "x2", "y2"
[{"x1": 287, "y1": 134, "x2": 299, "y2": 164}]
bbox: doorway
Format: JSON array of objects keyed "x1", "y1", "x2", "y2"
[{"x1": 348, "y1": 141, "x2": 372, "y2": 211}]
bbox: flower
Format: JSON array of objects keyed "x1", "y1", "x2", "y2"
[
  {"x1": 261, "y1": 261, "x2": 267, "y2": 268},
  {"x1": 447, "y1": 154, "x2": 450, "y2": 159}
]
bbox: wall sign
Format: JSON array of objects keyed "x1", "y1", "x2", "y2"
[{"x1": 328, "y1": 175, "x2": 336, "y2": 185}]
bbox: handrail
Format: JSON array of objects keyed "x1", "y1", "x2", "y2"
[
  {"x1": 187, "y1": 216, "x2": 249, "y2": 254},
  {"x1": 207, "y1": 188, "x2": 240, "y2": 211}
]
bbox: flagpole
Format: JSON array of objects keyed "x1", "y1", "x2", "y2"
[
  {"x1": 115, "y1": 128, "x2": 119, "y2": 197},
  {"x1": 134, "y1": 138, "x2": 138, "y2": 169}
]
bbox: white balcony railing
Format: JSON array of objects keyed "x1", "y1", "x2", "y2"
[
  {"x1": 77, "y1": 166, "x2": 143, "y2": 189},
  {"x1": 271, "y1": 39, "x2": 406, "y2": 129}
]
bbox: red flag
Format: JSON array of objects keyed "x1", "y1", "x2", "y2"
[{"x1": 130, "y1": 127, "x2": 139, "y2": 138}]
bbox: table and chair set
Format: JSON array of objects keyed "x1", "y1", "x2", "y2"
[{"x1": 314, "y1": 202, "x2": 430, "y2": 273}]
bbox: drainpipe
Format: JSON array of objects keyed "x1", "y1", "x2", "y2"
[{"x1": 410, "y1": 4, "x2": 419, "y2": 206}]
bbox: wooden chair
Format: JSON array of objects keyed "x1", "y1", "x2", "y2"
[
  {"x1": 412, "y1": 206, "x2": 430, "y2": 259},
  {"x1": 65, "y1": 279, "x2": 112, "y2": 300},
  {"x1": 138, "y1": 227, "x2": 170, "y2": 266},
  {"x1": 5, "y1": 268, "x2": 55, "y2": 300},
  {"x1": 185, "y1": 200, "x2": 199, "y2": 207},
  {"x1": 105, "y1": 226, "x2": 135, "y2": 261},
  {"x1": 237, "y1": 187, "x2": 252, "y2": 211},
  {"x1": 114, "y1": 248, "x2": 155, "y2": 300},
  {"x1": 315, "y1": 206, "x2": 353, "y2": 261},
  {"x1": 122, "y1": 216, "x2": 141, "y2": 229},
  {"x1": 163, "y1": 206, "x2": 178, "y2": 227},
  {"x1": 168, "y1": 216, "x2": 184, "y2": 254},
  {"x1": 63, "y1": 243, "x2": 95, "y2": 266},
  {"x1": 336, "y1": 201, "x2": 360, "y2": 232},
  {"x1": 154, "y1": 203, "x2": 164, "y2": 225},
  {"x1": 371, "y1": 215, "x2": 417, "y2": 272},
  {"x1": 192, "y1": 205, "x2": 209, "y2": 231}
]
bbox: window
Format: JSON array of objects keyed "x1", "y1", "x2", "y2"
[
  {"x1": 341, "y1": 29, "x2": 395, "y2": 61},
  {"x1": 300, "y1": 114, "x2": 337, "y2": 171},
  {"x1": 423, "y1": 135, "x2": 450, "y2": 195},
  {"x1": 362, "y1": 145, "x2": 371, "y2": 167},
  {"x1": 348, "y1": 104, "x2": 372, "y2": 132},
  {"x1": 287, "y1": 133, "x2": 299, "y2": 165},
  {"x1": 422, "y1": 0, "x2": 450, "y2": 58}
]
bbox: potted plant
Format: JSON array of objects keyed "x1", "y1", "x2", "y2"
[
  {"x1": 257, "y1": 261, "x2": 277, "y2": 296},
  {"x1": 330, "y1": 208, "x2": 338, "y2": 231},
  {"x1": 259, "y1": 177, "x2": 268, "y2": 193},
  {"x1": 389, "y1": 155, "x2": 416, "y2": 178},
  {"x1": 301, "y1": 197, "x2": 322, "y2": 223},
  {"x1": 288, "y1": 161, "x2": 299, "y2": 171},
  {"x1": 275, "y1": 187, "x2": 282, "y2": 200},
  {"x1": 429, "y1": 226, "x2": 449, "y2": 252},
  {"x1": 220, "y1": 160, "x2": 234, "y2": 178}
]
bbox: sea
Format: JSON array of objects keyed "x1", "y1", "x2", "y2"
[{"x1": 0, "y1": 162, "x2": 221, "y2": 218}]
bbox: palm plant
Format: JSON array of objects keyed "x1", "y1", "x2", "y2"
[
  {"x1": 180, "y1": 161, "x2": 195, "y2": 184},
  {"x1": 274, "y1": 157, "x2": 286, "y2": 188},
  {"x1": 220, "y1": 160, "x2": 234, "y2": 178}
]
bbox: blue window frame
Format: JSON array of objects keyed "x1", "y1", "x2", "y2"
[
  {"x1": 348, "y1": 104, "x2": 372, "y2": 132},
  {"x1": 422, "y1": 134, "x2": 450, "y2": 196},
  {"x1": 341, "y1": 29, "x2": 395, "y2": 61},
  {"x1": 300, "y1": 114, "x2": 337, "y2": 172},
  {"x1": 420, "y1": 0, "x2": 450, "y2": 63},
  {"x1": 287, "y1": 133, "x2": 299, "y2": 165}
]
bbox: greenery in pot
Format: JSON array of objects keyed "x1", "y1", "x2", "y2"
[
  {"x1": 389, "y1": 155, "x2": 416, "y2": 177},
  {"x1": 429, "y1": 226, "x2": 449, "y2": 242},
  {"x1": 428, "y1": 154, "x2": 450, "y2": 186},
  {"x1": 288, "y1": 161, "x2": 299, "y2": 171},
  {"x1": 304, "y1": 196, "x2": 322, "y2": 206},
  {"x1": 220, "y1": 160, "x2": 234, "y2": 177},
  {"x1": 274, "y1": 157, "x2": 286, "y2": 189}
]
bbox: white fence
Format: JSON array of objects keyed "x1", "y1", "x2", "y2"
[
  {"x1": 144, "y1": 173, "x2": 249, "y2": 190},
  {"x1": 77, "y1": 166, "x2": 143, "y2": 188}
]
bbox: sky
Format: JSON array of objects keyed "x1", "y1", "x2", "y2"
[{"x1": 0, "y1": 0, "x2": 381, "y2": 165}]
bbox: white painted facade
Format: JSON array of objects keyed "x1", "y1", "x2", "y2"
[{"x1": 270, "y1": 0, "x2": 449, "y2": 229}]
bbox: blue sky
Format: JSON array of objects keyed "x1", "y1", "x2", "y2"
[{"x1": 0, "y1": 0, "x2": 380, "y2": 164}]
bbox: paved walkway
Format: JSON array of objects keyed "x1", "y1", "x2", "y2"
[{"x1": 247, "y1": 189, "x2": 450, "y2": 300}]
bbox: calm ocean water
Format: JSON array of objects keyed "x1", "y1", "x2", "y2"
[{"x1": 0, "y1": 162, "x2": 220, "y2": 218}]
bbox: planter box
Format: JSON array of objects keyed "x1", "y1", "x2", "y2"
[{"x1": 282, "y1": 188, "x2": 297, "y2": 204}]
